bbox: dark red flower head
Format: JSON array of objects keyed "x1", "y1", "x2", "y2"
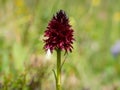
[{"x1": 44, "y1": 10, "x2": 74, "y2": 53}]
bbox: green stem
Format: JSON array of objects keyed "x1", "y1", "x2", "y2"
[{"x1": 56, "y1": 49, "x2": 61, "y2": 90}]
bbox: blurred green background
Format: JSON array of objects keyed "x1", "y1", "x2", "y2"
[{"x1": 0, "y1": 0, "x2": 120, "y2": 90}]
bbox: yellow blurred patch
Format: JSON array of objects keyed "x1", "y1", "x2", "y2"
[
  {"x1": 14, "y1": 0, "x2": 24, "y2": 7},
  {"x1": 92, "y1": 0, "x2": 101, "y2": 6},
  {"x1": 14, "y1": 0, "x2": 28, "y2": 16},
  {"x1": 113, "y1": 12, "x2": 120, "y2": 22},
  {"x1": 69, "y1": 17, "x2": 76, "y2": 26}
]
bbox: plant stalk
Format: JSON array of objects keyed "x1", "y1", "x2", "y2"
[{"x1": 56, "y1": 49, "x2": 61, "y2": 90}]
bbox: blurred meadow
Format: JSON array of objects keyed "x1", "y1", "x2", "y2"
[{"x1": 0, "y1": 0, "x2": 120, "y2": 90}]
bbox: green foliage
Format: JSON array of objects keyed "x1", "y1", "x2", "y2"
[{"x1": 0, "y1": 0, "x2": 120, "y2": 90}]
